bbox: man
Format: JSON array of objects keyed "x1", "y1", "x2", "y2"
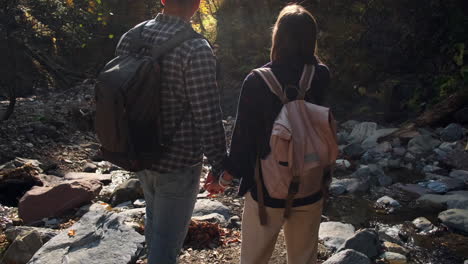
[{"x1": 115, "y1": 0, "x2": 229, "y2": 263}]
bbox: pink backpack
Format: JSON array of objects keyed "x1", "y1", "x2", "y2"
[{"x1": 253, "y1": 65, "x2": 338, "y2": 217}]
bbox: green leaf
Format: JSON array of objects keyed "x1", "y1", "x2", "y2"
[
  {"x1": 108, "y1": 34, "x2": 114, "y2": 39},
  {"x1": 461, "y1": 65, "x2": 468, "y2": 79},
  {"x1": 96, "y1": 0, "x2": 101, "y2": 4},
  {"x1": 453, "y1": 43, "x2": 465, "y2": 66}
]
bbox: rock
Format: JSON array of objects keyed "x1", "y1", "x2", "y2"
[
  {"x1": 228, "y1": 216, "x2": 241, "y2": 228},
  {"x1": 383, "y1": 242, "x2": 409, "y2": 256},
  {"x1": 454, "y1": 107, "x2": 468, "y2": 124},
  {"x1": 5, "y1": 226, "x2": 58, "y2": 243},
  {"x1": 440, "y1": 123, "x2": 464, "y2": 142},
  {"x1": 0, "y1": 158, "x2": 43, "y2": 172},
  {"x1": 82, "y1": 162, "x2": 97, "y2": 173},
  {"x1": 421, "y1": 177, "x2": 464, "y2": 193},
  {"x1": 419, "y1": 181, "x2": 448, "y2": 194},
  {"x1": 330, "y1": 180, "x2": 347, "y2": 196},
  {"x1": 36, "y1": 174, "x2": 62, "y2": 187},
  {"x1": 338, "y1": 229, "x2": 380, "y2": 258},
  {"x1": 28, "y1": 204, "x2": 144, "y2": 264},
  {"x1": 333, "y1": 178, "x2": 369, "y2": 194},
  {"x1": 337, "y1": 132, "x2": 350, "y2": 145},
  {"x1": 380, "y1": 252, "x2": 407, "y2": 264},
  {"x1": 417, "y1": 191, "x2": 468, "y2": 210},
  {"x1": 450, "y1": 170, "x2": 468, "y2": 182},
  {"x1": 64, "y1": 172, "x2": 112, "y2": 184},
  {"x1": 353, "y1": 165, "x2": 392, "y2": 187},
  {"x1": 422, "y1": 165, "x2": 443, "y2": 174},
  {"x1": 18, "y1": 180, "x2": 102, "y2": 224},
  {"x1": 348, "y1": 122, "x2": 377, "y2": 144},
  {"x1": 377, "y1": 196, "x2": 400, "y2": 207},
  {"x1": 322, "y1": 249, "x2": 371, "y2": 264},
  {"x1": 133, "y1": 199, "x2": 146, "y2": 208},
  {"x1": 375, "y1": 142, "x2": 393, "y2": 154},
  {"x1": 341, "y1": 120, "x2": 360, "y2": 132},
  {"x1": 336, "y1": 159, "x2": 351, "y2": 171},
  {"x1": 438, "y1": 209, "x2": 468, "y2": 233},
  {"x1": 361, "y1": 128, "x2": 398, "y2": 150},
  {"x1": 2, "y1": 231, "x2": 44, "y2": 264},
  {"x1": 115, "y1": 201, "x2": 133, "y2": 208},
  {"x1": 447, "y1": 150, "x2": 468, "y2": 170},
  {"x1": 393, "y1": 183, "x2": 431, "y2": 197},
  {"x1": 412, "y1": 217, "x2": 434, "y2": 233},
  {"x1": 439, "y1": 142, "x2": 458, "y2": 153},
  {"x1": 387, "y1": 159, "x2": 401, "y2": 169},
  {"x1": 319, "y1": 222, "x2": 356, "y2": 250},
  {"x1": 407, "y1": 135, "x2": 441, "y2": 155},
  {"x1": 99, "y1": 170, "x2": 133, "y2": 197},
  {"x1": 193, "y1": 199, "x2": 231, "y2": 219},
  {"x1": 393, "y1": 147, "x2": 406, "y2": 156},
  {"x1": 378, "y1": 225, "x2": 404, "y2": 245},
  {"x1": 192, "y1": 213, "x2": 227, "y2": 225},
  {"x1": 343, "y1": 143, "x2": 365, "y2": 159},
  {"x1": 109, "y1": 178, "x2": 144, "y2": 206}
]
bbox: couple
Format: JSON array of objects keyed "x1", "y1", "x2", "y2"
[{"x1": 115, "y1": 0, "x2": 336, "y2": 263}]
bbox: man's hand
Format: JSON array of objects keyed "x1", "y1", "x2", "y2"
[{"x1": 203, "y1": 172, "x2": 225, "y2": 196}]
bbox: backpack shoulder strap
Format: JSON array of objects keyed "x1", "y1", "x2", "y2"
[
  {"x1": 253, "y1": 68, "x2": 288, "y2": 104},
  {"x1": 298, "y1": 64, "x2": 316, "y2": 100}
]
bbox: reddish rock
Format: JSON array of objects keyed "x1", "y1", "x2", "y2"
[
  {"x1": 18, "y1": 180, "x2": 102, "y2": 224},
  {"x1": 64, "y1": 172, "x2": 112, "y2": 184}
]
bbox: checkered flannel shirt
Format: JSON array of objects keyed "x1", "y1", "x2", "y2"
[{"x1": 115, "y1": 14, "x2": 227, "y2": 177}]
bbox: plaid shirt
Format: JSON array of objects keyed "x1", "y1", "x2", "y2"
[{"x1": 115, "y1": 14, "x2": 227, "y2": 177}]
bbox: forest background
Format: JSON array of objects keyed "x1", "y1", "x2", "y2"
[{"x1": 1, "y1": 0, "x2": 467, "y2": 121}]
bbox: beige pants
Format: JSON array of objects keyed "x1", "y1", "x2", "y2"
[{"x1": 240, "y1": 193, "x2": 323, "y2": 264}]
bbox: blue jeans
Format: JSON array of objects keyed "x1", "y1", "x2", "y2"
[{"x1": 137, "y1": 164, "x2": 202, "y2": 264}]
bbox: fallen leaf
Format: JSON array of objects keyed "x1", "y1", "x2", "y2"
[{"x1": 68, "y1": 229, "x2": 76, "y2": 237}]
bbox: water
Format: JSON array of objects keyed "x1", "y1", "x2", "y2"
[{"x1": 324, "y1": 194, "x2": 468, "y2": 263}]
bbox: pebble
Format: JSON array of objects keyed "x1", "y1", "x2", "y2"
[{"x1": 383, "y1": 241, "x2": 409, "y2": 256}]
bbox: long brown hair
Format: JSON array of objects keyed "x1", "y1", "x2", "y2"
[{"x1": 270, "y1": 4, "x2": 319, "y2": 64}]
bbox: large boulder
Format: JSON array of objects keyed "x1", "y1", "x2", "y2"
[
  {"x1": 352, "y1": 165, "x2": 392, "y2": 187},
  {"x1": 338, "y1": 229, "x2": 381, "y2": 258},
  {"x1": 438, "y1": 209, "x2": 468, "y2": 233},
  {"x1": 323, "y1": 249, "x2": 371, "y2": 264},
  {"x1": 28, "y1": 204, "x2": 144, "y2": 264},
  {"x1": 2, "y1": 231, "x2": 44, "y2": 264},
  {"x1": 319, "y1": 222, "x2": 356, "y2": 250},
  {"x1": 417, "y1": 191, "x2": 468, "y2": 210},
  {"x1": 349, "y1": 122, "x2": 377, "y2": 144},
  {"x1": 19, "y1": 180, "x2": 102, "y2": 224},
  {"x1": 361, "y1": 128, "x2": 398, "y2": 150},
  {"x1": 407, "y1": 135, "x2": 441, "y2": 155},
  {"x1": 109, "y1": 178, "x2": 144, "y2": 206},
  {"x1": 440, "y1": 123, "x2": 464, "y2": 142},
  {"x1": 64, "y1": 172, "x2": 112, "y2": 184}
]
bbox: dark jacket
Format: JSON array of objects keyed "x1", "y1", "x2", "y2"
[{"x1": 225, "y1": 59, "x2": 330, "y2": 208}]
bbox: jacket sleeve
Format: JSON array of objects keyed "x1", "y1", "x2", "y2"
[
  {"x1": 225, "y1": 73, "x2": 260, "y2": 179},
  {"x1": 185, "y1": 40, "x2": 227, "y2": 178}
]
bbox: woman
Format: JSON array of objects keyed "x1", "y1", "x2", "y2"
[{"x1": 219, "y1": 4, "x2": 332, "y2": 264}]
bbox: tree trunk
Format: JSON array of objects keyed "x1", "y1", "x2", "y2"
[{"x1": 379, "y1": 88, "x2": 468, "y2": 143}]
